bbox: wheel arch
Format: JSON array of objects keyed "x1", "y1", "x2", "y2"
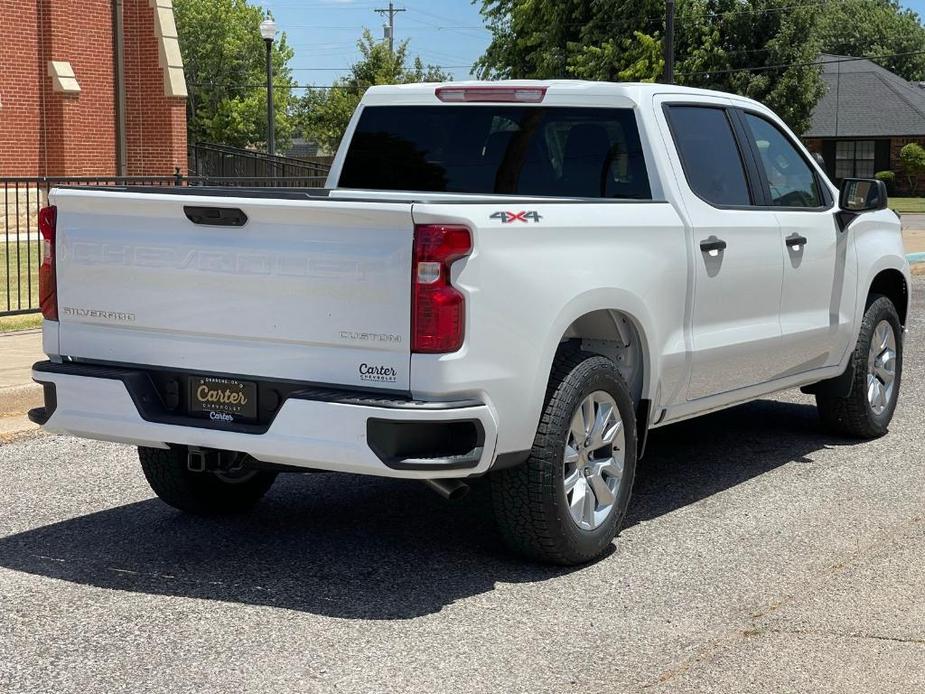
[
  {"x1": 538, "y1": 289, "x2": 659, "y2": 410},
  {"x1": 867, "y1": 267, "x2": 909, "y2": 326},
  {"x1": 557, "y1": 309, "x2": 649, "y2": 406}
]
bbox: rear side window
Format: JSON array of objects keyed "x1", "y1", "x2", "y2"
[
  {"x1": 667, "y1": 106, "x2": 751, "y2": 206},
  {"x1": 339, "y1": 106, "x2": 651, "y2": 199}
]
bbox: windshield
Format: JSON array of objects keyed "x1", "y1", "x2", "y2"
[{"x1": 339, "y1": 105, "x2": 651, "y2": 199}]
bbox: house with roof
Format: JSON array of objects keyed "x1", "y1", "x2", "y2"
[{"x1": 803, "y1": 54, "x2": 925, "y2": 194}]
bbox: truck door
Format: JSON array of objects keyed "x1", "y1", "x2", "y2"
[
  {"x1": 660, "y1": 102, "x2": 789, "y2": 400},
  {"x1": 735, "y1": 110, "x2": 856, "y2": 373}
]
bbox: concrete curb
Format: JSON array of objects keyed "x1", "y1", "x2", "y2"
[
  {"x1": 0, "y1": 415, "x2": 40, "y2": 443},
  {"x1": 0, "y1": 383, "x2": 42, "y2": 418}
]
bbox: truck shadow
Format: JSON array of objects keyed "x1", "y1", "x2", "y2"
[{"x1": 0, "y1": 398, "x2": 851, "y2": 620}]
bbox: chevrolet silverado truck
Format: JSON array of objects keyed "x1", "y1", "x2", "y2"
[{"x1": 30, "y1": 82, "x2": 910, "y2": 565}]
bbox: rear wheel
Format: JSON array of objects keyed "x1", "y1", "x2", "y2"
[
  {"x1": 491, "y1": 351, "x2": 637, "y2": 565},
  {"x1": 138, "y1": 446, "x2": 277, "y2": 515},
  {"x1": 816, "y1": 295, "x2": 903, "y2": 438}
]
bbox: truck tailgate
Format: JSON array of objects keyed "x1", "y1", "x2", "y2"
[{"x1": 50, "y1": 189, "x2": 414, "y2": 390}]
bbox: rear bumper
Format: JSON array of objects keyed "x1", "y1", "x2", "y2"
[{"x1": 31, "y1": 361, "x2": 499, "y2": 479}]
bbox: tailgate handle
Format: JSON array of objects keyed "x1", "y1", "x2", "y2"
[{"x1": 184, "y1": 206, "x2": 248, "y2": 227}]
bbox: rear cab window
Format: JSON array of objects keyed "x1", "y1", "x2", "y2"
[
  {"x1": 665, "y1": 105, "x2": 752, "y2": 207},
  {"x1": 339, "y1": 106, "x2": 652, "y2": 199}
]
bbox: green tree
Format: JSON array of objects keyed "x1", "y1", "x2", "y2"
[
  {"x1": 674, "y1": 0, "x2": 826, "y2": 134},
  {"x1": 475, "y1": 0, "x2": 664, "y2": 81},
  {"x1": 816, "y1": 0, "x2": 925, "y2": 81},
  {"x1": 174, "y1": 0, "x2": 296, "y2": 148},
  {"x1": 476, "y1": 0, "x2": 826, "y2": 133},
  {"x1": 899, "y1": 142, "x2": 925, "y2": 194},
  {"x1": 297, "y1": 31, "x2": 451, "y2": 153}
]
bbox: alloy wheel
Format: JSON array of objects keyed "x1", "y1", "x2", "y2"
[
  {"x1": 867, "y1": 319, "x2": 897, "y2": 416},
  {"x1": 563, "y1": 391, "x2": 626, "y2": 530}
]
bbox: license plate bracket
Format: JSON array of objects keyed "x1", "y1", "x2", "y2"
[{"x1": 188, "y1": 376, "x2": 258, "y2": 422}]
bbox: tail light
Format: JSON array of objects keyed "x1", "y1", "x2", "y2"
[
  {"x1": 38, "y1": 205, "x2": 58, "y2": 321},
  {"x1": 412, "y1": 224, "x2": 472, "y2": 353}
]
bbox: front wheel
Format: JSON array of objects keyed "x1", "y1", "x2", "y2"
[
  {"x1": 816, "y1": 295, "x2": 903, "y2": 438},
  {"x1": 490, "y1": 351, "x2": 637, "y2": 565},
  {"x1": 138, "y1": 446, "x2": 277, "y2": 515}
]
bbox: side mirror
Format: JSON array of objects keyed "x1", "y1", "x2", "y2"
[{"x1": 839, "y1": 178, "x2": 888, "y2": 213}]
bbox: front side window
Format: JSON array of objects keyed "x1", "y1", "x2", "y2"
[
  {"x1": 339, "y1": 106, "x2": 651, "y2": 199},
  {"x1": 666, "y1": 106, "x2": 751, "y2": 206},
  {"x1": 744, "y1": 113, "x2": 823, "y2": 208},
  {"x1": 835, "y1": 140, "x2": 875, "y2": 179}
]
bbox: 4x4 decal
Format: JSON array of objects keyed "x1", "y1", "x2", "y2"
[{"x1": 490, "y1": 211, "x2": 543, "y2": 223}]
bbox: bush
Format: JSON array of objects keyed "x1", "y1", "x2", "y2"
[
  {"x1": 899, "y1": 142, "x2": 925, "y2": 194},
  {"x1": 875, "y1": 170, "x2": 896, "y2": 194}
]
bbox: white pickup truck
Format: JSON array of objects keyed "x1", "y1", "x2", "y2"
[{"x1": 31, "y1": 81, "x2": 909, "y2": 564}]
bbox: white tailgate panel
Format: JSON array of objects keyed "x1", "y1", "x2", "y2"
[{"x1": 52, "y1": 190, "x2": 414, "y2": 390}]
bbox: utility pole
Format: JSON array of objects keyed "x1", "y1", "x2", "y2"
[
  {"x1": 663, "y1": 0, "x2": 675, "y2": 84},
  {"x1": 375, "y1": 2, "x2": 405, "y2": 54}
]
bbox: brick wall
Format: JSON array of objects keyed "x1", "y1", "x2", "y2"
[
  {"x1": 41, "y1": 0, "x2": 117, "y2": 175},
  {"x1": 803, "y1": 138, "x2": 822, "y2": 155},
  {"x1": 0, "y1": 0, "x2": 186, "y2": 177},
  {"x1": 0, "y1": 1, "x2": 43, "y2": 175},
  {"x1": 123, "y1": 0, "x2": 187, "y2": 176}
]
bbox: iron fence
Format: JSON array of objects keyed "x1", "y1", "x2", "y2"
[
  {"x1": 188, "y1": 142, "x2": 331, "y2": 180},
  {"x1": 1, "y1": 172, "x2": 330, "y2": 317}
]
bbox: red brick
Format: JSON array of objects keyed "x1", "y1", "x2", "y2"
[{"x1": 0, "y1": 0, "x2": 186, "y2": 177}]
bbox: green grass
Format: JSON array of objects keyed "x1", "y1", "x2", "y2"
[
  {"x1": 890, "y1": 197, "x2": 925, "y2": 214},
  {"x1": 0, "y1": 313, "x2": 41, "y2": 332},
  {"x1": 0, "y1": 240, "x2": 40, "y2": 319}
]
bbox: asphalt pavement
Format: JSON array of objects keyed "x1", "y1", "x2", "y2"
[{"x1": 1, "y1": 281, "x2": 923, "y2": 693}]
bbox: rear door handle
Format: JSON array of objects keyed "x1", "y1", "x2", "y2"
[
  {"x1": 699, "y1": 238, "x2": 727, "y2": 255},
  {"x1": 786, "y1": 235, "x2": 808, "y2": 249}
]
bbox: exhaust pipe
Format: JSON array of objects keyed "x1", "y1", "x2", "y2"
[{"x1": 423, "y1": 478, "x2": 470, "y2": 501}]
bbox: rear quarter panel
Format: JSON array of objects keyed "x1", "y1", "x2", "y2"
[{"x1": 410, "y1": 201, "x2": 688, "y2": 455}]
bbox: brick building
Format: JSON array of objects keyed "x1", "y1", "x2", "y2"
[
  {"x1": 0, "y1": 0, "x2": 187, "y2": 177},
  {"x1": 803, "y1": 54, "x2": 925, "y2": 194}
]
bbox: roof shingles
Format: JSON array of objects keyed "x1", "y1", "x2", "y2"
[{"x1": 805, "y1": 54, "x2": 925, "y2": 138}]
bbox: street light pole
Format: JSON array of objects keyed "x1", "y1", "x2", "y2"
[{"x1": 259, "y1": 16, "x2": 277, "y2": 156}]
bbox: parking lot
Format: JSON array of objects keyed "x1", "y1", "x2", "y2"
[{"x1": 0, "y1": 279, "x2": 922, "y2": 694}]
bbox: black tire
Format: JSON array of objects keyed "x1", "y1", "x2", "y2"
[
  {"x1": 816, "y1": 295, "x2": 903, "y2": 438},
  {"x1": 490, "y1": 351, "x2": 637, "y2": 565},
  {"x1": 138, "y1": 446, "x2": 277, "y2": 515}
]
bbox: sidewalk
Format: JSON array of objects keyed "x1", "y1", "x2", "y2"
[{"x1": 0, "y1": 329, "x2": 42, "y2": 438}]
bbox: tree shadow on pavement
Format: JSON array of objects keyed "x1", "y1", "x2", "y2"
[{"x1": 0, "y1": 399, "x2": 853, "y2": 620}]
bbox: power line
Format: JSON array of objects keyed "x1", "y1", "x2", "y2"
[
  {"x1": 286, "y1": 65, "x2": 470, "y2": 71},
  {"x1": 192, "y1": 49, "x2": 925, "y2": 89},
  {"x1": 676, "y1": 49, "x2": 925, "y2": 78}
]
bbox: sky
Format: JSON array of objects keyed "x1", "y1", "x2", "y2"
[
  {"x1": 260, "y1": 0, "x2": 490, "y2": 89},
  {"x1": 261, "y1": 0, "x2": 925, "y2": 90}
]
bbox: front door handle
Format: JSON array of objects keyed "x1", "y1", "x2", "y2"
[
  {"x1": 786, "y1": 235, "x2": 808, "y2": 249},
  {"x1": 699, "y1": 237, "x2": 727, "y2": 255}
]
